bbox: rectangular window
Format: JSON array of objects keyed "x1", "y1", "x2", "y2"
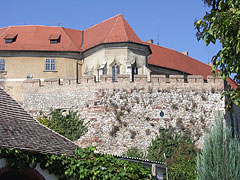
[
  {"x1": 0, "y1": 59, "x2": 5, "y2": 71},
  {"x1": 45, "y1": 58, "x2": 55, "y2": 71},
  {"x1": 4, "y1": 34, "x2": 18, "y2": 44}
]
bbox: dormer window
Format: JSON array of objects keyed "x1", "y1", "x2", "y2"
[
  {"x1": 4, "y1": 34, "x2": 17, "y2": 43},
  {"x1": 49, "y1": 34, "x2": 61, "y2": 44}
]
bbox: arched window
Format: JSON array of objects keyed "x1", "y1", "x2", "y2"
[{"x1": 112, "y1": 64, "x2": 120, "y2": 81}]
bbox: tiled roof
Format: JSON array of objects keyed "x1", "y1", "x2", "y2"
[
  {"x1": 82, "y1": 14, "x2": 142, "y2": 50},
  {"x1": 146, "y1": 42, "x2": 239, "y2": 89},
  {"x1": 0, "y1": 26, "x2": 82, "y2": 52},
  {"x1": 0, "y1": 88, "x2": 78, "y2": 155}
]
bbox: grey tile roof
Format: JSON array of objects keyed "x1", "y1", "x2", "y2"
[{"x1": 0, "y1": 88, "x2": 78, "y2": 155}]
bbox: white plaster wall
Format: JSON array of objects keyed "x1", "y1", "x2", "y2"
[
  {"x1": 35, "y1": 163, "x2": 59, "y2": 180},
  {"x1": 0, "y1": 159, "x2": 7, "y2": 168},
  {"x1": 83, "y1": 47, "x2": 148, "y2": 77}
]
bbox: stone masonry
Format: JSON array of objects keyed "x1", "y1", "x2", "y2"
[{"x1": 22, "y1": 75, "x2": 240, "y2": 155}]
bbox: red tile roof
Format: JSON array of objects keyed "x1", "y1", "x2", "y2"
[
  {"x1": 82, "y1": 14, "x2": 142, "y2": 50},
  {"x1": 0, "y1": 26, "x2": 81, "y2": 52},
  {"x1": 146, "y1": 42, "x2": 239, "y2": 89}
]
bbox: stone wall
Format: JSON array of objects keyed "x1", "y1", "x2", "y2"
[{"x1": 23, "y1": 75, "x2": 233, "y2": 155}]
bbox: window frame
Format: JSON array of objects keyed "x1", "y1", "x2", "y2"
[
  {"x1": 45, "y1": 58, "x2": 56, "y2": 71},
  {"x1": 112, "y1": 64, "x2": 120, "y2": 82}
]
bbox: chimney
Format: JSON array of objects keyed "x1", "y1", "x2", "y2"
[
  {"x1": 182, "y1": 51, "x2": 188, "y2": 56},
  {"x1": 146, "y1": 39, "x2": 153, "y2": 44}
]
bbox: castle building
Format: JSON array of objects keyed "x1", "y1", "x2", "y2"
[
  {"x1": 0, "y1": 14, "x2": 238, "y2": 102},
  {"x1": 1, "y1": 14, "x2": 239, "y2": 155}
]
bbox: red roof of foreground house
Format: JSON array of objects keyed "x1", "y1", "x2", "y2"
[{"x1": 0, "y1": 14, "x2": 238, "y2": 89}]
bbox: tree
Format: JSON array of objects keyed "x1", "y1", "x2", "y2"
[
  {"x1": 195, "y1": 0, "x2": 240, "y2": 106},
  {"x1": 147, "y1": 126, "x2": 197, "y2": 180},
  {"x1": 37, "y1": 109, "x2": 87, "y2": 141},
  {"x1": 197, "y1": 113, "x2": 240, "y2": 179}
]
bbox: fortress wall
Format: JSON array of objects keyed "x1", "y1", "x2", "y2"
[{"x1": 22, "y1": 75, "x2": 235, "y2": 155}]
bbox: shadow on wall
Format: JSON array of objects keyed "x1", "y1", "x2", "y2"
[{"x1": 0, "y1": 73, "x2": 5, "y2": 89}]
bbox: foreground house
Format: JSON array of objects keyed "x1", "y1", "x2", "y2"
[{"x1": 0, "y1": 87, "x2": 78, "y2": 179}]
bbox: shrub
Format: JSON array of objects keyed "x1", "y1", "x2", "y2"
[
  {"x1": 197, "y1": 113, "x2": 240, "y2": 180},
  {"x1": 37, "y1": 109, "x2": 87, "y2": 141},
  {"x1": 122, "y1": 147, "x2": 145, "y2": 159}
]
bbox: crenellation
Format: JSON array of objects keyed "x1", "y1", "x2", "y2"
[
  {"x1": 62, "y1": 78, "x2": 76, "y2": 85},
  {"x1": 23, "y1": 79, "x2": 40, "y2": 88},
  {"x1": 43, "y1": 78, "x2": 60, "y2": 86},
  {"x1": 100, "y1": 75, "x2": 113, "y2": 83},
  {"x1": 81, "y1": 75, "x2": 96, "y2": 84},
  {"x1": 151, "y1": 75, "x2": 166, "y2": 84},
  {"x1": 116, "y1": 74, "x2": 130, "y2": 83},
  {"x1": 188, "y1": 75, "x2": 204, "y2": 83},
  {"x1": 169, "y1": 75, "x2": 184, "y2": 83},
  {"x1": 134, "y1": 75, "x2": 147, "y2": 83},
  {"x1": 22, "y1": 74, "x2": 226, "y2": 92}
]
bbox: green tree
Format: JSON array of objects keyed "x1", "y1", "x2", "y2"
[
  {"x1": 197, "y1": 113, "x2": 240, "y2": 179},
  {"x1": 37, "y1": 109, "x2": 87, "y2": 141},
  {"x1": 195, "y1": 0, "x2": 240, "y2": 106},
  {"x1": 147, "y1": 126, "x2": 197, "y2": 180}
]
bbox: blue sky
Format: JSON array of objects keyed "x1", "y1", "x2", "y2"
[{"x1": 1, "y1": 0, "x2": 220, "y2": 64}]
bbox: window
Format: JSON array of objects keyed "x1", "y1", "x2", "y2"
[
  {"x1": 0, "y1": 59, "x2": 5, "y2": 71},
  {"x1": 4, "y1": 34, "x2": 17, "y2": 44},
  {"x1": 45, "y1": 58, "x2": 55, "y2": 71},
  {"x1": 49, "y1": 34, "x2": 61, "y2": 44},
  {"x1": 112, "y1": 64, "x2": 120, "y2": 81}
]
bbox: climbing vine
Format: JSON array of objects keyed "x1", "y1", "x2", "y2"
[{"x1": 0, "y1": 147, "x2": 152, "y2": 180}]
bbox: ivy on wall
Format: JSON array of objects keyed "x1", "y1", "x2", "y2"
[{"x1": 0, "y1": 147, "x2": 153, "y2": 180}]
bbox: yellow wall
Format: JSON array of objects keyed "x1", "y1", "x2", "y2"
[
  {"x1": 2, "y1": 56, "x2": 77, "y2": 79},
  {"x1": 0, "y1": 56, "x2": 80, "y2": 102}
]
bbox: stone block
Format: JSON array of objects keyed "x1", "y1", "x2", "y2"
[
  {"x1": 81, "y1": 75, "x2": 96, "y2": 84},
  {"x1": 169, "y1": 75, "x2": 184, "y2": 83},
  {"x1": 188, "y1": 75, "x2": 204, "y2": 83},
  {"x1": 23, "y1": 79, "x2": 41, "y2": 88},
  {"x1": 134, "y1": 75, "x2": 147, "y2": 83},
  {"x1": 151, "y1": 75, "x2": 166, "y2": 83},
  {"x1": 63, "y1": 78, "x2": 77, "y2": 85},
  {"x1": 117, "y1": 74, "x2": 130, "y2": 83}
]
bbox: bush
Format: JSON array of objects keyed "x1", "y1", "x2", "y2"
[
  {"x1": 122, "y1": 147, "x2": 145, "y2": 159},
  {"x1": 37, "y1": 109, "x2": 87, "y2": 141},
  {"x1": 197, "y1": 113, "x2": 240, "y2": 180}
]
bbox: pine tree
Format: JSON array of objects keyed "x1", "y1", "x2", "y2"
[{"x1": 197, "y1": 113, "x2": 240, "y2": 179}]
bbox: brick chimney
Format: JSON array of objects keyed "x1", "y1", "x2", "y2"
[
  {"x1": 146, "y1": 39, "x2": 153, "y2": 44},
  {"x1": 181, "y1": 51, "x2": 188, "y2": 56}
]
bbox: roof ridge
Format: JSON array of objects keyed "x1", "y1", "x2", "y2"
[
  {"x1": 60, "y1": 27, "x2": 80, "y2": 50},
  {"x1": 121, "y1": 15, "x2": 134, "y2": 41},
  {"x1": 85, "y1": 14, "x2": 121, "y2": 31},
  {"x1": 102, "y1": 15, "x2": 120, "y2": 42},
  {"x1": 0, "y1": 26, "x2": 11, "y2": 37}
]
